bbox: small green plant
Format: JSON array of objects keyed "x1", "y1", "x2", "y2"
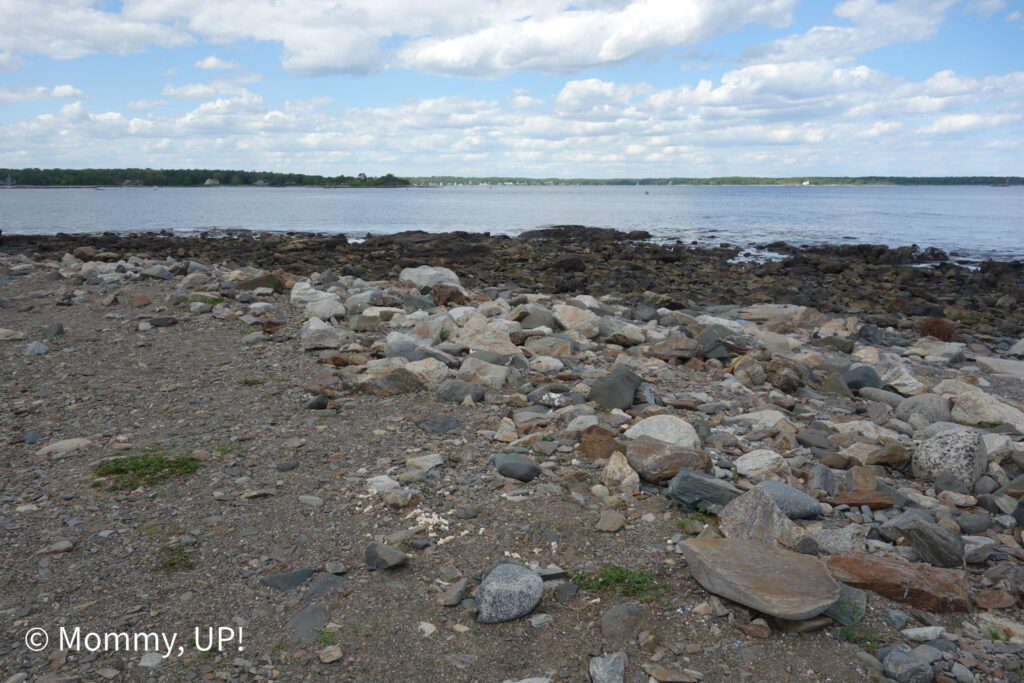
[
  {"x1": 214, "y1": 443, "x2": 247, "y2": 459},
  {"x1": 439, "y1": 501, "x2": 455, "y2": 513},
  {"x1": 138, "y1": 524, "x2": 157, "y2": 537},
  {"x1": 315, "y1": 630, "x2": 337, "y2": 645},
  {"x1": 689, "y1": 507, "x2": 717, "y2": 527},
  {"x1": 532, "y1": 452, "x2": 545, "y2": 462},
  {"x1": 472, "y1": 506, "x2": 484, "y2": 516},
  {"x1": 573, "y1": 564, "x2": 672, "y2": 602},
  {"x1": 241, "y1": 378, "x2": 261, "y2": 386},
  {"x1": 350, "y1": 625, "x2": 359, "y2": 634},
  {"x1": 731, "y1": 469, "x2": 739, "y2": 484},
  {"x1": 438, "y1": 327, "x2": 450, "y2": 342},
  {"x1": 988, "y1": 626, "x2": 1005, "y2": 641},
  {"x1": 92, "y1": 448, "x2": 199, "y2": 490},
  {"x1": 273, "y1": 639, "x2": 286, "y2": 652},
  {"x1": 541, "y1": 434, "x2": 554, "y2": 442},
  {"x1": 154, "y1": 544, "x2": 194, "y2": 572},
  {"x1": 835, "y1": 624, "x2": 879, "y2": 648},
  {"x1": 196, "y1": 650, "x2": 214, "y2": 663}
]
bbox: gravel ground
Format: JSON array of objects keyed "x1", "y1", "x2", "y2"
[{"x1": 2, "y1": 248, "x2": 1023, "y2": 683}]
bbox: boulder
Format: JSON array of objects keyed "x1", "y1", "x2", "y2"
[
  {"x1": 951, "y1": 390, "x2": 1024, "y2": 431},
  {"x1": 626, "y1": 436, "x2": 712, "y2": 482},
  {"x1": 718, "y1": 487, "x2": 800, "y2": 548},
  {"x1": 399, "y1": 265, "x2": 460, "y2": 289},
  {"x1": 476, "y1": 562, "x2": 544, "y2": 624},
  {"x1": 912, "y1": 429, "x2": 987, "y2": 487},
  {"x1": 734, "y1": 449, "x2": 788, "y2": 479},
  {"x1": 589, "y1": 366, "x2": 643, "y2": 411},
  {"x1": 624, "y1": 415, "x2": 700, "y2": 450}
]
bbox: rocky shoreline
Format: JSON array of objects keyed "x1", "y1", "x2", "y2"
[
  {"x1": 2, "y1": 232, "x2": 1024, "y2": 682},
  {"x1": 3, "y1": 228, "x2": 1023, "y2": 335}
]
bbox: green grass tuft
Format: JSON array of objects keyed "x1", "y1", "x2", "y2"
[
  {"x1": 573, "y1": 564, "x2": 672, "y2": 602},
  {"x1": 92, "y1": 448, "x2": 199, "y2": 490}
]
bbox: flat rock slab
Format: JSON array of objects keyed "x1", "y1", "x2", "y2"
[
  {"x1": 825, "y1": 552, "x2": 971, "y2": 612},
  {"x1": 681, "y1": 538, "x2": 840, "y2": 620},
  {"x1": 824, "y1": 491, "x2": 897, "y2": 510}
]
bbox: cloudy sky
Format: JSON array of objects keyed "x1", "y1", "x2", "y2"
[{"x1": 1, "y1": 0, "x2": 1022, "y2": 177}]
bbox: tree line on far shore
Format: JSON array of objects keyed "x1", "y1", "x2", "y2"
[
  {"x1": 0, "y1": 168, "x2": 411, "y2": 188},
  {"x1": 410, "y1": 175, "x2": 1023, "y2": 186}
]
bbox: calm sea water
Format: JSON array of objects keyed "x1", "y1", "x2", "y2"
[{"x1": 2, "y1": 184, "x2": 1021, "y2": 261}]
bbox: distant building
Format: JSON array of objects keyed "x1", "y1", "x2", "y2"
[
  {"x1": 254, "y1": 178, "x2": 267, "y2": 186},
  {"x1": 204, "y1": 178, "x2": 220, "y2": 186}
]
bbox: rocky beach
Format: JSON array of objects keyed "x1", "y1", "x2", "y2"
[{"x1": 3, "y1": 228, "x2": 1024, "y2": 683}]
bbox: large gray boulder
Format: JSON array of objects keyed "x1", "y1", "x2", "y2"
[
  {"x1": 912, "y1": 429, "x2": 987, "y2": 487},
  {"x1": 476, "y1": 562, "x2": 544, "y2": 623},
  {"x1": 399, "y1": 265, "x2": 460, "y2": 289}
]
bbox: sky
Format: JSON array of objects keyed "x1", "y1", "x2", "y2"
[{"x1": 0, "y1": 0, "x2": 1022, "y2": 178}]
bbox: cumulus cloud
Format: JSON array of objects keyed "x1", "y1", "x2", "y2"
[
  {"x1": 127, "y1": 99, "x2": 168, "y2": 111},
  {"x1": 0, "y1": 0, "x2": 798, "y2": 76},
  {"x1": 0, "y1": 84, "x2": 85, "y2": 103},
  {"x1": 3, "y1": 60, "x2": 1022, "y2": 176},
  {"x1": 0, "y1": 0, "x2": 191, "y2": 60},
  {"x1": 916, "y1": 112, "x2": 1021, "y2": 135},
  {"x1": 741, "y1": 0, "x2": 958, "y2": 64},
  {"x1": 195, "y1": 55, "x2": 240, "y2": 70},
  {"x1": 162, "y1": 73, "x2": 263, "y2": 99},
  {"x1": 396, "y1": 0, "x2": 798, "y2": 76},
  {"x1": 964, "y1": 0, "x2": 1006, "y2": 17},
  {"x1": 0, "y1": 51, "x2": 23, "y2": 71}
]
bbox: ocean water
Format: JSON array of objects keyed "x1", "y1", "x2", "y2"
[{"x1": 2, "y1": 184, "x2": 1021, "y2": 262}]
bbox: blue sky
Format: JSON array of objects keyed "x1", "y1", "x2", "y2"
[{"x1": 1, "y1": 0, "x2": 1022, "y2": 177}]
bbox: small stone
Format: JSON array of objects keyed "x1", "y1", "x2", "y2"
[
  {"x1": 882, "y1": 644, "x2": 932, "y2": 683},
  {"x1": 318, "y1": 645, "x2": 343, "y2": 663},
  {"x1": 365, "y1": 542, "x2": 409, "y2": 569},
  {"x1": 261, "y1": 568, "x2": 315, "y2": 591},
  {"x1": 596, "y1": 509, "x2": 626, "y2": 532},
  {"x1": 758, "y1": 480, "x2": 822, "y2": 519},
  {"x1": 25, "y1": 341, "x2": 49, "y2": 356},
  {"x1": 299, "y1": 495, "x2": 324, "y2": 507},
  {"x1": 495, "y1": 453, "x2": 540, "y2": 483},
  {"x1": 138, "y1": 652, "x2": 163, "y2": 669},
  {"x1": 601, "y1": 604, "x2": 646, "y2": 646},
  {"x1": 305, "y1": 394, "x2": 329, "y2": 410},
  {"x1": 590, "y1": 651, "x2": 628, "y2": 683},
  {"x1": 36, "y1": 539, "x2": 74, "y2": 555}
]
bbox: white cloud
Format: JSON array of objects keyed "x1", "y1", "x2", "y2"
[
  {"x1": 0, "y1": 0, "x2": 799, "y2": 77},
  {"x1": 0, "y1": 0, "x2": 191, "y2": 60},
  {"x1": 127, "y1": 99, "x2": 168, "y2": 111},
  {"x1": 741, "y1": 0, "x2": 958, "y2": 64},
  {"x1": 0, "y1": 84, "x2": 85, "y2": 103},
  {"x1": 0, "y1": 51, "x2": 23, "y2": 71},
  {"x1": 162, "y1": 73, "x2": 263, "y2": 99},
  {"x1": 964, "y1": 0, "x2": 1006, "y2": 17},
  {"x1": 916, "y1": 112, "x2": 1021, "y2": 135},
  {"x1": 195, "y1": 55, "x2": 240, "y2": 70},
  {"x1": 396, "y1": 0, "x2": 798, "y2": 76}
]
